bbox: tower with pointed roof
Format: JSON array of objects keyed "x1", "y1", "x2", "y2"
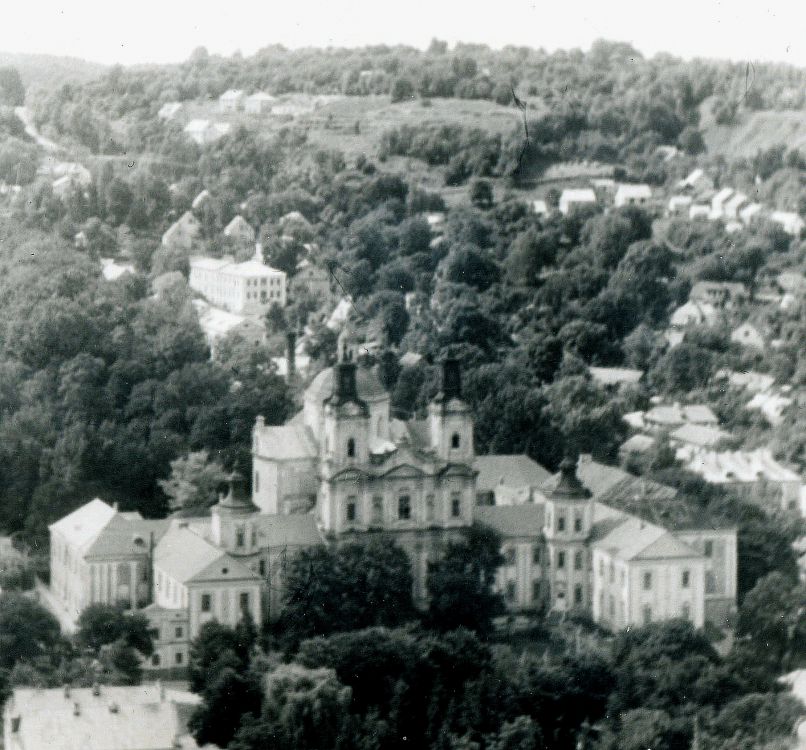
[
  {"x1": 542, "y1": 458, "x2": 593, "y2": 613},
  {"x1": 428, "y1": 359, "x2": 474, "y2": 464},
  {"x1": 211, "y1": 472, "x2": 260, "y2": 555}
]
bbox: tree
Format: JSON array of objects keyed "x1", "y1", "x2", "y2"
[
  {"x1": 487, "y1": 716, "x2": 542, "y2": 750},
  {"x1": 470, "y1": 179, "x2": 494, "y2": 209},
  {"x1": 76, "y1": 604, "x2": 153, "y2": 656},
  {"x1": 0, "y1": 593, "x2": 62, "y2": 670},
  {"x1": 188, "y1": 621, "x2": 246, "y2": 693},
  {"x1": 0, "y1": 137, "x2": 40, "y2": 185},
  {"x1": 391, "y1": 77, "x2": 415, "y2": 103},
  {"x1": 0, "y1": 67, "x2": 24, "y2": 106},
  {"x1": 280, "y1": 538, "x2": 415, "y2": 645},
  {"x1": 426, "y1": 524, "x2": 504, "y2": 636},
  {"x1": 158, "y1": 450, "x2": 228, "y2": 515},
  {"x1": 231, "y1": 664, "x2": 352, "y2": 750}
]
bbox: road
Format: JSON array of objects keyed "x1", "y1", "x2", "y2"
[{"x1": 14, "y1": 106, "x2": 61, "y2": 152}]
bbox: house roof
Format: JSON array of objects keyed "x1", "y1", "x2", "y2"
[
  {"x1": 615, "y1": 184, "x2": 652, "y2": 200},
  {"x1": 670, "y1": 301, "x2": 717, "y2": 327},
  {"x1": 4, "y1": 684, "x2": 198, "y2": 750},
  {"x1": 620, "y1": 434, "x2": 656, "y2": 453},
  {"x1": 560, "y1": 188, "x2": 596, "y2": 203},
  {"x1": 223, "y1": 215, "x2": 255, "y2": 240},
  {"x1": 474, "y1": 504, "x2": 545, "y2": 538},
  {"x1": 155, "y1": 524, "x2": 258, "y2": 584},
  {"x1": 49, "y1": 499, "x2": 117, "y2": 552},
  {"x1": 247, "y1": 92, "x2": 277, "y2": 102},
  {"x1": 680, "y1": 448, "x2": 800, "y2": 484},
  {"x1": 191, "y1": 189, "x2": 210, "y2": 209},
  {"x1": 253, "y1": 423, "x2": 318, "y2": 461},
  {"x1": 84, "y1": 516, "x2": 171, "y2": 560},
  {"x1": 589, "y1": 366, "x2": 643, "y2": 386},
  {"x1": 593, "y1": 515, "x2": 700, "y2": 561},
  {"x1": 254, "y1": 513, "x2": 323, "y2": 548},
  {"x1": 711, "y1": 187, "x2": 734, "y2": 205},
  {"x1": 474, "y1": 455, "x2": 551, "y2": 493},
  {"x1": 670, "y1": 423, "x2": 731, "y2": 448},
  {"x1": 220, "y1": 89, "x2": 245, "y2": 100}
]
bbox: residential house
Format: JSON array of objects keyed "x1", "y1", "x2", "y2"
[
  {"x1": 290, "y1": 258, "x2": 332, "y2": 300},
  {"x1": 559, "y1": 188, "x2": 597, "y2": 215},
  {"x1": 677, "y1": 168, "x2": 714, "y2": 194},
  {"x1": 722, "y1": 192, "x2": 748, "y2": 220},
  {"x1": 191, "y1": 189, "x2": 211, "y2": 211},
  {"x1": 184, "y1": 119, "x2": 230, "y2": 145},
  {"x1": 731, "y1": 322, "x2": 765, "y2": 350},
  {"x1": 532, "y1": 199, "x2": 549, "y2": 217},
  {"x1": 619, "y1": 434, "x2": 656, "y2": 461},
  {"x1": 770, "y1": 211, "x2": 805, "y2": 236},
  {"x1": 669, "y1": 300, "x2": 718, "y2": 328},
  {"x1": 245, "y1": 92, "x2": 276, "y2": 114},
  {"x1": 710, "y1": 187, "x2": 734, "y2": 220},
  {"x1": 747, "y1": 391, "x2": 793, "y2": 426},
  {"x1": 740, "y1": 202, "x2": 763, "y2": 225},
  {"x1": 157, "y1": 102, "x2": 182, "y2": 121},
  {"x1": 669, "y1": 423, "x2": 732, "y2": 450},
  {"x1": 100, "y1": 258, "x2": 134, "y2": 282},
  {"x1": 689, "y1": 204, "x2": 711, "y2": 220},
  {"x1": 192, "y1": 299, "x2": 266, "y2": 356},
  {"x1": 3, "y1": 684, "x2": 201, "y2": 750},
  {"x1": 161, "y1": 211, "x2": 200, "y2": 250},
  {"x1": 189, "y1": 251, "x2": 287, "y2": 315},
  {"x1": 690, "y1": 281, "x2": 747, "y2": 308},
  {"x1": 614, "y1": 184, "x2": 652, "y2": 208},
  {"x1": 668, "y1": 195, "x2": 693, "y2": 215},
  {"x1": 223, "y1": 214, "x2": 256, "y2": 246},
  {"x1": 588, "y1": 367, "x2": 643, "y2": 388},
  {"x1": 218, "y1": 89, "x2": 245, "y2": 112}
]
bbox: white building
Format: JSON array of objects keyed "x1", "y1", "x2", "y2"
[
  {"x1": 722, "y1": 192, "x2": 748, "y2": 220},
  {"x1": 192, "y1": 299, "x2": 266, "y2": 356},
  {"x1": 532, "y1": 199, "x2": 549, "y2": 217},
  {"x1": 189, "y1": 252, "x2": 287, "y2": 315},
  {"x1": 184, "y1": 119, "x2": 231, "y2": 145},
  {"x1": 559, "y1": 188, "x2": 597, "y2": 215},
  {"x1": 614, "y1": 184, "x2": 652, "y2": 208},
  {"x1": 770, "y1": 211, "x2": 805, "y2": 236},
  {"x1": 731, "y1": 322, "x2": 765, "y2": 350},
  {"x1": 668, "y1": 195, "x2": 693, "y2": 215},
  {"x1": 739, "y1": 202, "x2": 763, "y2": 225},
  {"x1": 245, "y1": 92, "x2": 277, "y2": 114},
  {"x1": 218, "y1": 89, "x2": 245, "y2": 112},
  {"x1": 710, "y1": 187, "x2": 734, "y2": 220}
]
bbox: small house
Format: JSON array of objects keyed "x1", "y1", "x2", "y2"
[
  {"x1": 559, "y1": 188, "x2": 597, "y2": 215},
  {"x1": 245, "y1": 92, "x2": 277, "y2": 114},
  {"x1": 668, "y1": 195, "x2": 693, "y2": 215},
  {"x1": 614, "y1": 184, "x2": 652, "y2": 208},
  {"x1": 218, "y1": 89, "x2": 245, "y2": 112},
  {"x1": 730, "y1": 322, "x2": 765, "y2": 351},
  {"x1": 770, "y1": 211, "x2": 805, "y2": 236}
]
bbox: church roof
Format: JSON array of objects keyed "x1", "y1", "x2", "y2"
[
  {"x1": 155, "y1": 524, "x2": 258, "y2": 584},
  {"x1": 541, "y1": 459, "x2": 591, "y2": 500},
  {"x1": 49, "y1": 499, "x2": 117, "y2": 552},
  {"x1": 474, "y1": 504, "x2": 545, "y2": 538},
  {"x1": 254, "y1": 513, "x2": 323, "y2": 548},
  {"x1": 84, "y1": 516, "x2": 171, "y2": 560},
  {"x1": 474, "y1": 454, "x2": 551, "y2": 493},
  {"x1": 253, "y1": 423, "x2": 318, "y2": 460},
  {"x1": 306, "y1": 364, "x2": 388, "y2": 404},
  {"x1": 592, "y1": 515, "x2": 701, "y2": 561}
]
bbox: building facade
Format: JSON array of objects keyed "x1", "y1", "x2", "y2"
[{"x1": 189, "y1": 253, "x2": 287, "y2": 314}]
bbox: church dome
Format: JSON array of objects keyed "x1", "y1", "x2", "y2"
[{"x1": 306, "y1": 364, "x2": 388, "y2": 404}]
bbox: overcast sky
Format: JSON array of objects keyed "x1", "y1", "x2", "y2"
[{"x1": 3, "y1": 0, "x2": 806, "y2": 68}]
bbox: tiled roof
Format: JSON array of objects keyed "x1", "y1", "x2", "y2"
[
  {"x1": 84, "y1": 516, "x2": 171, "y2": 560},
  {"x1": 306, "y1": 363, "x2": 388, "y2": 404},
  {"x1": 670, "y1": 423, "x2": 731, "y2": 448},
  {"x1": 589, "y1": 367, "x2": 643, "y2": 386},
  {"x1": 49, "y1": 499, "x2": 117, "y2": 552},
  {"x1": 593, "y1": 515, "x2": 699, "y2": 560},
  {"x1": 474, "y1": 504, "x2": 545, "y2": 538},
  {"x1": 253, "y1": 423, "x2": 318, "y2": 461},
  {"x1": 474, "y1": 455, "x2": 551, "y2": 492}
]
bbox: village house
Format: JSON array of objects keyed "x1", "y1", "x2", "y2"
[
  {"x1": 677, "y1": 168, "x2": 714, "y2": 194},
  {"x1": 290, "y1": 258, "x2": 332, "y2": 300},
  {"x1": 183, "y1": 119, "x2": 231, "y2": 145},
  {"x1": 588, "y1": 366, "x2": 643, "y2": 389},
  {"x1": 709, "y1": 187, "x2": 735, "y2": 220},
  {"x1": 192, "y1": 299, "x2": 266, "y2": 356},
  {"x1": 218, "y1": 89, "x2": 245, "y2": 112},
  {"x1": 770, "y1": 210, "x2": 805, "y2": 236},
  {"x1": 3, "y1": 683, "x2": 202, "y2": 750},
  {"x1": 668, "y1": 195, "x2": 693, "y2": 215},
  {"x1": 739, "y1": 202, "x2": 763, "y2": 225},
  {"x1": 223, "y1": 214, "x2": 256, "y2": 246},
  {"x1": 689, "y1": 281, "x2": 747, "y2": 308},
  {"x1": 245, "y1": 91, "x2": 277, "y2": 114},
  {"x1": 559, "y1": 188, "x2": 597, "y2": 215},
  {"x1": 191, "y1": 189, "x2": 211, "y2": 211},
  {"x1": 100, "y1": 258, "x2": 135, "y2": 282},
  {"x1": 689, "y1": 203, "x2": 711, "y2": 220},
  {"x1": 189, "y1": 251, "x2": 287, "y2": 315},
  {"x1": 614, "y1": 183, "x2": 652, "y2": 208},
  {"x1": 161, "y1": 211, "x2": 200, "y2": 250},
  {"x1": 157, "y1": 102, "x2": 182, "y2": 121},
  {"x1": 669, "y1": 300, "x2": 718, "y2": 329},
  {"x1": 532, "y1": 199, "x2": 549, "y2": 217},
  {"x1": 722, "y1": 192, "x2": 748, "y2": 220},
  {"x1": 730, "y1": 321, "x2": 765, "y2": 350}
]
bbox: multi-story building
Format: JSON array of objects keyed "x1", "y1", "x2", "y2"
[{"x1": 189, "y1": 252, "x2": 286, "y2": 315}]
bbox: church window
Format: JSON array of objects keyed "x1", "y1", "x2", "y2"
[
  {"x1": 451, "y1": 432, "x2": 460, "y2": 449},
  {"x1": 372, "y1": 496, "x2": 383, "y2": 524},
  {"x1": 258, "y1": 559, "x2": 266, "y2": 576},
  {"x1": 398, "y1": 495, "x2": 411, "y2": 520},
  {"x1": 450, "y1": 492, "x2": 462, "y2": 518},
  {"x1": 681, "y1": 602, "x2": 691, "y2": 620},
  {"x1": 532, "y1": 580, "x2": 541, "y2": 601},
  {"x1": 175, "y1": 627, "x2": 183, "y2": 639},
  {"x1": 201, "y1": 593, "x2": 212, "y2": 613},
  {"x1": 347, "y1": 438, "x2": 356, "y2": 458},
  {"x1": 681, "y1": 570, "x2": 690, "y2": 588},
  {"x1": 557, "y1": 515, "x2": 565, "y2": 532},
  {"x1": 505, "y1": 581, "x2": 516, "y2": 602},
  {"x1": 574, "y1": 551, "x2": 583, "y2": 570},
  {"x1": 642, "y1": 605, "x2": 652, "y2": 624},
  {"x1": 346, "y1": 497, "x2": 357, "y2": 523},
  {"x1": 240, "y1": 592, "x2": 250, "y2": 612},
  {"x1": 504, "y1": 548, "x2": 516, "y2": 566},
  {"x1": 704, "y1": 541, "x2": 713, "y2": 557},
  {"x1": 151, "y1": 654, "x2": 161, "y2": 666},
  {"x1": 643, "y1": 572, "x2": 652, "y2": 590},
  {"x1": 574, "y1": 585, "x2": 583, "y2": 604},
  {"x1": 254, "y1": 471, "x2": 259, "y2": 492},
  {"x1": 532, "y1": 546, "x2": 541, "y2": 564},
  {"x1": 557, "y1": 551, "x2": 566, "y2": 569},
  {"x1": 574, "y1": 514, "x2": 582, "y2": 533},
  {"x1": 251, "y1": 526, "x2": 257, "y2": 546},
  {"x1": 175, "y1": 652, "x2": 183, "y2": 665},
  {"x1": 425, "y1": 494, "x2": 435, "y2": 522},
  {"x1": 236, "y1": 527, "x2": 245, "y2": 548}
]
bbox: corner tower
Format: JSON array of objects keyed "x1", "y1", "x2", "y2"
[
  {"x1": 542, "y1": 458, "x2": 593, "y2": 613},
  {"x1": 211, "y1": 471, "x2": 260, "y2": 555},
  {"x1": 428, "y1": 359, "x2": 474, "y2": 464}
]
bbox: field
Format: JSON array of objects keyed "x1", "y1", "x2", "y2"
[{"x1": 699, "y1": 96, "x2": 806, "y2": 159}]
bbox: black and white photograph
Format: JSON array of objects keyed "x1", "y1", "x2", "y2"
[{"x1": 0, "y1": 2, "x2": 805, "y2": 748}]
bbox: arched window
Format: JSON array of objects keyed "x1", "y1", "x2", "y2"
[
  {"x1": 451, "y1": 432, "x2": 460, "y2": 449},
  {"x1": 254, "y1": 471, "x2": 260, "y2": 492},
  {"x1": 347, "y1": 438, "x2": 356, "y2": 458}
]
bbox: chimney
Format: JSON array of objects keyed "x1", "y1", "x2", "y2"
[
  {"x1": 286, "y1": 331, "x2": 297, "y2": 381},
  {"x1": 73, "y1": 702, "x2": 81, "y2": 717},
  {"x1": 63, "y1": 684, "x2": 71, "y2": 699},
  {"x1": 441, "y1": 359, "x2": 462, "y2": 401}
]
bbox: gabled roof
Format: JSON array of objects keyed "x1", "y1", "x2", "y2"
[
  {"x1": 254, "y1": 423, "x2": 318, "y2": 461},
  {"x1": 155, "y1": 524, "x2": 258, "y2": 584},
  {"x1": 84, "y1": 515, "x2": 171, "y2": 560},
  {"x1": 670, "y1": 423, "x2": 731, "y2": 448},
  {"x1": 615, "y1": 183, "x2": 652, "y2": 199},
  {"x1": 306, "y1": 363, "x2": 388, "y2": 404},
  {"x1": 560, "y1": 188, "x2": 596, "y2": 203},
  {"x1": 474, "y1": 504, "x2": 545, "y2": 538},
  {"x1": 49, "y1": 499, "x2": 117, "y2": 552},
  {"x1": 593, "y1": 515, "x2": 700, "y2": 560},
  {"x1": 474, "y1": 454, "x2": 551, "y2": 493},
  {"x1": 224, "y1": 215, "x2": 255, "y2": 240},
  {"x1": 589, "y1": 366, "x2": 643, "y2": 386}
]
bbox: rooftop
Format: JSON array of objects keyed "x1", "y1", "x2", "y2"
[
  {"x1": 253, "y1": 422, "x2": 318, "y2": 461},
  {"x1": 474, "y1": 454, "x2": 551, "y2": 493},
  {"x1": 589, "y1": 366, "x2": 643, "y2": 386},
  {"x1": 474, "y1": 504, "x2": 545, "y2": 538}
]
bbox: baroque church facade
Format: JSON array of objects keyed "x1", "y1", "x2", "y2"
[{"x1": 49, "y1": 354, "x2": 737, "y2": 671}]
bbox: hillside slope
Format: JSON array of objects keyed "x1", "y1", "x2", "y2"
[{"x1": 0, "y1": 52, "x2": 106, "y2": 96}]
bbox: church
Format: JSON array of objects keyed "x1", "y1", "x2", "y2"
[{"x1": 48, "y1": 353, "x2": 737, "y2": 671}]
